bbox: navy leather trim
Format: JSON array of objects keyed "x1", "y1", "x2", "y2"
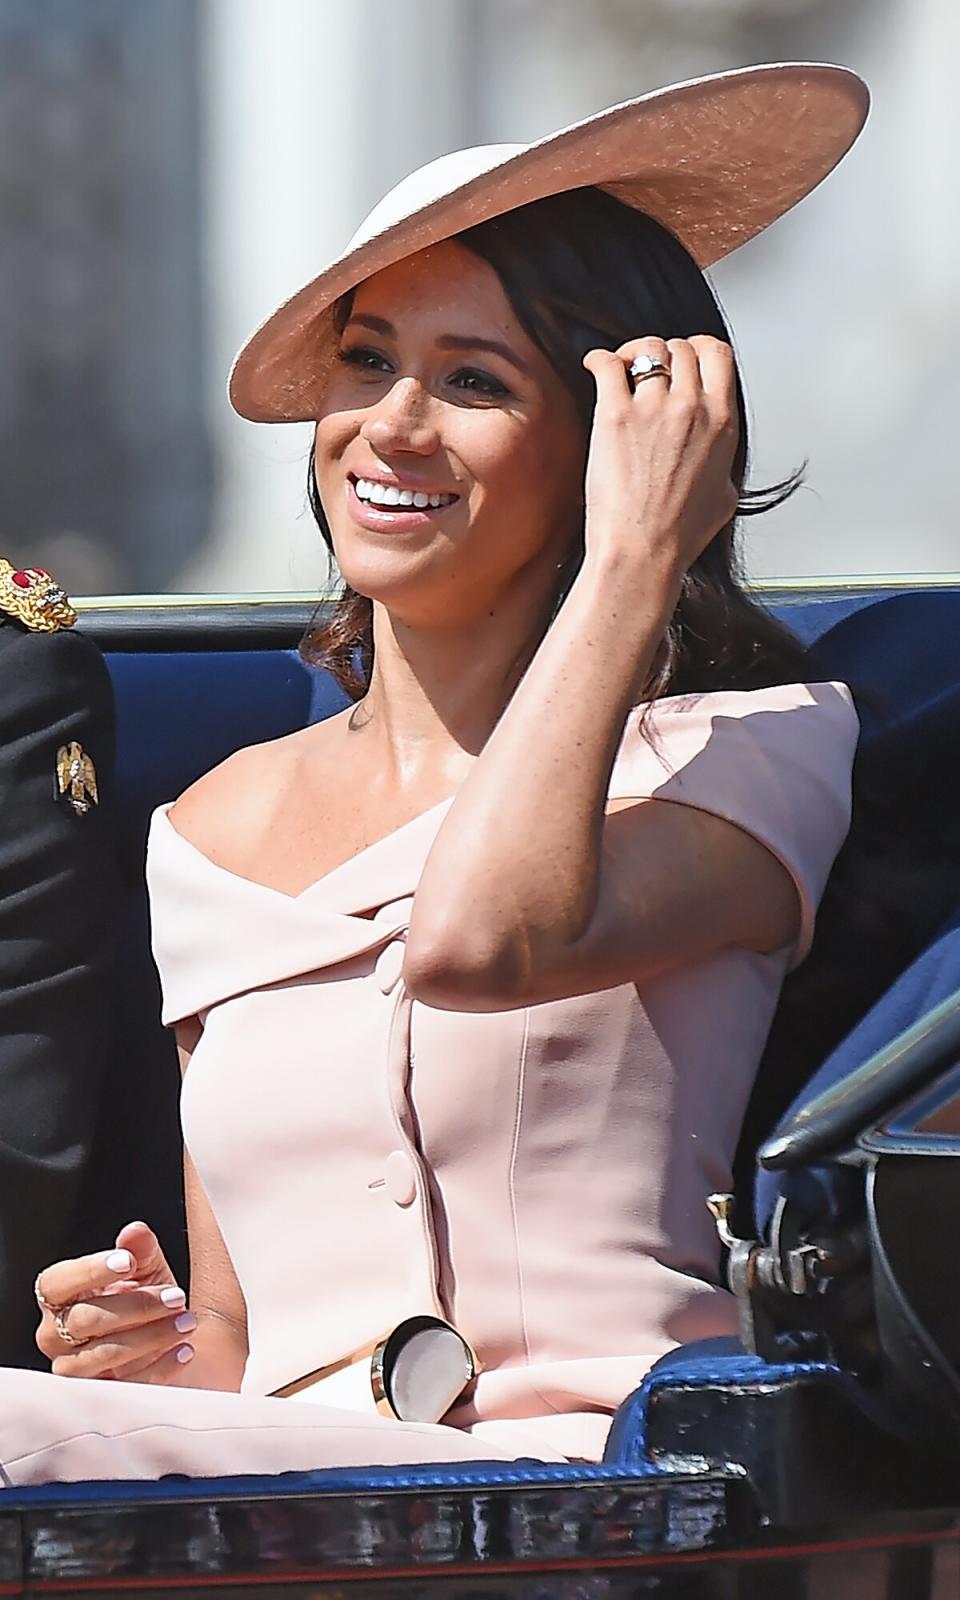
[
  {"x1": 603, "y1": 1355, "x2": 902, "y2": 1472},
  {"x1": 0, "y1": 1458, "x2": 645, "y2": 1510}
]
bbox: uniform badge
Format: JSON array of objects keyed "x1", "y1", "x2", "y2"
[
  {"x1": 0, "y1": 559, "x2": 76, "y2": 632},
  {"x1": 56, "y1": 742, "x2": 99, "y2": 816}
]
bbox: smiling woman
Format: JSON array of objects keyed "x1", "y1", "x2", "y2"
[{"x1": 0, "y1": 64, "x2": 867, "y2": 1484}]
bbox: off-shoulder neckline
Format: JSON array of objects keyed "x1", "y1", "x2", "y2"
[
  {"x1": 150, "y1": 682, "x2": 845, "y2": 906},
  {"x1": 152, "y1": 797, "x2": 455, "y2": 905}
]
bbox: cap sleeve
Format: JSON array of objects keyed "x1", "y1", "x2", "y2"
[{"x1": 610, "y1": 682, "x2": 859, "y2": 967}]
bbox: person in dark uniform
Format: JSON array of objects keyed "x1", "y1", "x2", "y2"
[{"x1": 0, "y1": 560, "x2": 117, "y2": 1367}]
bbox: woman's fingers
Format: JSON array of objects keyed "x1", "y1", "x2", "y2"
[
  {"x1": 32, "y1": 1224, "x2": 190, "y2": 1381},
  {"x1": 36, "y1": 1286, "x2": 190, "y2": 1365},
  {"x1": 38, "y1": 1284, "x2": 186, "y2": 1350},
  {"x1": 688, "y1": 336, "x2": 738, "y2": 442},
  {"x1": 36, "y1": 1222, "x2": 174, "y2": 1314},
  {"x1": 582, "y1": 332, "x2": 741, "y2": 576},
  {"x1": 109, "y1": 1341, "x2": 197, "y2": 1386},
  {"x1": 582, "y1": 347, "x2": 634, "y2": 414},
  {"x1": 49, "y1": 1310, "x2": 196, "y2": 1380},
  {"x1": 687, "y1": 334, "x2": 736, "y2": 399},
  {"x1": 35, "y1": 1245, "x2": 141, "y2": 1314},
  {"x1": 113, "y1": 1220, "x2": 176, "y2": 1286}
]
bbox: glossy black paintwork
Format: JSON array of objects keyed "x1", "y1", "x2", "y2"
[{"x1": 0, "y1": 1482, "x2": 957, "y2": 1597}]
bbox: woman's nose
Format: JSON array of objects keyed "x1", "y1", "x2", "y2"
[{"x1": 360, "y1": 378, "x2": 440, "y2": 457}]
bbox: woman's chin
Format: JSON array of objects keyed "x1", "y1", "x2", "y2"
[
  {"x1": 335, "y1": 551, "x2": 447, "y2": 608},
  {"x1": 332, "y1": 527, "x2": 455, "y2": 595}
]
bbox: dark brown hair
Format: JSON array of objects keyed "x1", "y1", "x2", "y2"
[{"x1": 302, "y1": 186, "x2": 807, "y2": 698}]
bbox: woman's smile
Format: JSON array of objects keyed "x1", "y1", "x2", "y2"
[{"x1": 346, "y1": 472, "x2": 461, "y2": 535}]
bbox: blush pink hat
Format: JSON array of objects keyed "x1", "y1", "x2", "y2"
[{"x1": 229, "y1": 61, "x2": 868, "y2": 424}]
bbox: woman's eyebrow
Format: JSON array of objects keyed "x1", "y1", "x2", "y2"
[
  {"x1": 346, "y1": 314, "x2": 531, "y2": 376},
  {"x1": 434, "y1": 334, "x2": 532, "y2": 376}
]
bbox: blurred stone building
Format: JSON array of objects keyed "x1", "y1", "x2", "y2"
[{"x1": 1, "y1": 0, "x2": 956, "y2": 594}]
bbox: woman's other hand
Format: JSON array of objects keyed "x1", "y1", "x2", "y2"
[
  {"x1": 581, "y1": 335, "x2": 739, "y2": 589},
  {"x1": 35, "y1": 1219, "x2": 195, "y2": 1382}
]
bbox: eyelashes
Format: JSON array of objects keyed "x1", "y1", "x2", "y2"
[
  {"x1": 337, "y1": 345, "x2": 511, "y2": 401},
  {"x1": 337, "y1": 346, "x2": 391, "y2": 374}
]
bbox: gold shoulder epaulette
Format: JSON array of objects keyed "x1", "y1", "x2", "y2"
[{"x1": 0, "y1": 559, "x2": 76, "y2": 633}]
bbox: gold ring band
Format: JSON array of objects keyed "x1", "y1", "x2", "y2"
[
  {"x1": 53, "y1": 1307, "x2": 87, "y2": 1347},
  {"x1": 33, "y1": 1272, "x2": 61, "y2": 1315}
]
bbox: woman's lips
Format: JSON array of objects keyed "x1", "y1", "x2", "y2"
[{"x1": 345, "y1": 478, "x2": 460, "y2": 534}]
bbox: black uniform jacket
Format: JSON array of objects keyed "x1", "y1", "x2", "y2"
[{"x1": 0, "y1": 616, "x2": 117, "y2": 1366}]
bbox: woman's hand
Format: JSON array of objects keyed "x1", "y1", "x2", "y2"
[
  {"x1": 35, "y1": 1220, "x2": 196, "y2": 1383},
  {"x1": 581, "y1": 335, "x2": 740, "y2": 589}
]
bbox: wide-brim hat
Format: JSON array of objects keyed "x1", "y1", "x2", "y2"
[{"x1": 230, "y1": 61, "x2": 868, "y2": 424}]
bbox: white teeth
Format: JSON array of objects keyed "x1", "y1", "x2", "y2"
[{"x1": 354, "y1": 477, "x2": 457, "y2": 510}]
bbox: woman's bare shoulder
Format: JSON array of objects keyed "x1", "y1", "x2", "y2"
[{"x1": 167, "y1": 711, "x2": 351, "y2": 872}]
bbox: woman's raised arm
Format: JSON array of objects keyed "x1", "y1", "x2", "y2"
[{"x1": 403, "y1": 335, "x2": 800, "y2": 1009}]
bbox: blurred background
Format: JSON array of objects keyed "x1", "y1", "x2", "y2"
[{"x1": 0, "y1": 0, "x2": 955, "y2": 597}]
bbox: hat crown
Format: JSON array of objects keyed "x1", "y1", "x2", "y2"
[{"x1": 347, "y1": 143, "x2": 527, "y2": 254}]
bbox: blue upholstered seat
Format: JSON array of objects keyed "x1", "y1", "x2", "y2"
[
  {"x1": 75, "y1": 584, "x2": 960, "y2": 1491},
  {"x1": 752, "y1": 589, "x2": 960, "y2": 1228}
]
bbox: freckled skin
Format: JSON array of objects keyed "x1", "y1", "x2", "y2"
[{"x1": 314, "y1": 240, "x2": 587, "y2": 631}]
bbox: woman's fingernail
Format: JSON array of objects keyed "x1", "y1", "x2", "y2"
[
  {"x1": 106, "y1": 1250, "x2": 132, "y2": 1273},
  {"x1": 159, "y1": 1287, "x2": 186, "y2": 1308},
  {"x1": 175, "y1": 1343, "x2": 195, "y2": 1364},
  {"x1": 174, "y1": 1312, "x2": 197, "y2": 1334}
]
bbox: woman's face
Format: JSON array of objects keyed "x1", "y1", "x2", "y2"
[{"x1": 314, "y1": 238, "x2": 586, "y2": 626}]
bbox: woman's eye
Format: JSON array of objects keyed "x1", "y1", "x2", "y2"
[
  {"x1": 338, "y1": 345, "x2": 393, "y2": 374},
  {"x1": 451, "y1": 368, "x2": 510, "y2": 400}
]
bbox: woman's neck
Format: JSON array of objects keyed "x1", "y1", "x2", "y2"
[{"x1": 356, "y1": 572, "x2": 558, "y2": 787}]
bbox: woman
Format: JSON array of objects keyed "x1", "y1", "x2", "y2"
[{"x1": 4, "y1": 63, "x2": 866, "y2": 1482}]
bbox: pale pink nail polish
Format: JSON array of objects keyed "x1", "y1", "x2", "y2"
[
  {"x1": 159, "y1": 1287, "x2": 186, "y2": 1308},
  {"x1": 175, "y1": 1344, "x2": 195, "y2": 1364},
  {"x1": 174, "y1": 1312, "x2": 197, "y2": 1334},
  {"x1": 106, "y1": 1250, "x2": 132, "y2": 1274}
]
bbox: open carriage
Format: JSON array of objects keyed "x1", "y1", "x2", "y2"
[{"x1": 3, "y1": 577, "x2": 960, "y2": 1597}]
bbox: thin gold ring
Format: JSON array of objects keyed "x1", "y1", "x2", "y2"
[
  {"x1": 33, "y1": 1272, "x2": 61, "y2": 1315},
  {"x1": 53, "y1": 1306, "x2": 87, "y2": 1348}
]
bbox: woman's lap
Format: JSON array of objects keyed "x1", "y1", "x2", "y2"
[{"x1": 0, "y1": 1368, "x2": 564, "y2": 1486}]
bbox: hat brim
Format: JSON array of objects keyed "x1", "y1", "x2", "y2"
[{"x1": 230, "y1": 61, "x2": 868, "y2": 423}]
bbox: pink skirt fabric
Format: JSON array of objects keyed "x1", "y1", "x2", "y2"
[{"x1": 0, "y1": 1367, "x2": 568, "y2": 1487}]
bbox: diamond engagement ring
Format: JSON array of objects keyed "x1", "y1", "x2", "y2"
[{"x1": 629, "y1": 353, "x2": 671, "y2": 385}]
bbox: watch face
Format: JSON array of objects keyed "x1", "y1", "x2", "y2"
[{"x1": 373, "y1": 1316, "x2": 477, "y2": 1423}]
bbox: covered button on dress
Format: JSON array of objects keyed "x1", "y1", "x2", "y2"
[{"x1": 0, "y1": 680, "x2": 859, "y2": 1483}]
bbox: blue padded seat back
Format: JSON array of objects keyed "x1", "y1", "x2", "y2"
[
  {"x1": 109, "y1": 650, "x2": 348, "y2": 869},
  {"x1": 768, "y1": 592, "x2": 885, "y2": 648},
  {"x1": 755, "y1": 906, "x2": 960, "y2": 1231},
  {"x1": 744, "y1": 589, "x2": 960, "y2": 1222},
  {"x1": 75, "y1": 650, "x2": 348, "y2": 1288}
]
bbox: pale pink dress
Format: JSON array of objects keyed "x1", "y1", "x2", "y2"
[{"x1": 0, "y1": 683, "x2": 858, "y2": 1485}]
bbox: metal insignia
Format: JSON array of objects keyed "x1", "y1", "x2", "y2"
[
  {"x1": 56, "y1": 742, "x2": 99, "y2": 816},
  {"x1": 0, "y1": 558, "x2": 77, "y2": 632}
]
